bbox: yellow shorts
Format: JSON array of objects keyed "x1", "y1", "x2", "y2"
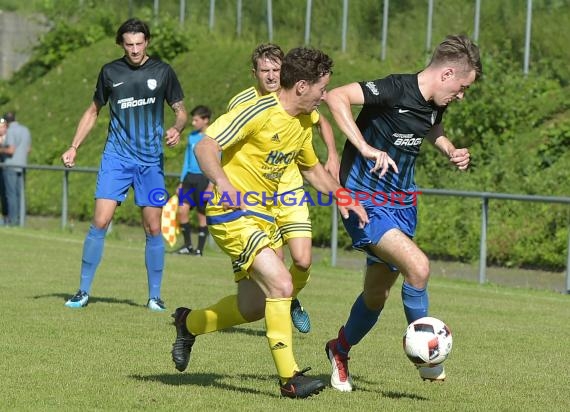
[
  {"x1": 274, "y1": 188, "x2": 312, "y2": 242},
  {"x1": 208, "y1": 212, "x2": 283, "y2": 281}
]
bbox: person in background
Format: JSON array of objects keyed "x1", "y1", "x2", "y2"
[
  {"x1": 175, "y1": 105, "x2": 212, "y2": 256},
  {"x1": 323, "y1": 34, "x2": 482, "y2": 391},
  {"x1": 0, "y1": 117, "x2": 9, "y2": 225},
  {"x1": 60, "y1": 18, "x2": 187, "y2": 311},
  {"x1": 227, "y1": 43, "x2": 340, "y2": 334},
  {"x1": 0, "y1": 111, "x2": 32, "y2": 226}
]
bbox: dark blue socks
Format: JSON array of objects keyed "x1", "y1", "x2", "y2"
[{"x1": 339, "y1": 293, "x2": 382, "y2": 355}]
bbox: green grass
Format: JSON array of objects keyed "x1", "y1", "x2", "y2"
[{"x1": 1, "y1": 223, "x2": 569, "y2": 411}]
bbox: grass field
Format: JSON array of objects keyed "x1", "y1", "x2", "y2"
[{"x1": 1, "y1": 222, "x2": 569, "y2": 411}]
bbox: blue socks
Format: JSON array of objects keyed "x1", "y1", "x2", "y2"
[
  {"x1": 401, "y1": 282, "x2": 429, "y2": 324},
  {"x1": 337, "y1": 283, "x2": 429, "y2": 355},
  {"x1": 145, "y1": 233, "x2": 165, "y2": 298},
  {"x1": 79, "y1": 225, "x2": 107, "y2": 293},
  {"x1": 79, "y1": 226, "x2": 165, "y2": 300},
  {"x1": 339, "y1": 293, "x2": 382, "y2": 355}
]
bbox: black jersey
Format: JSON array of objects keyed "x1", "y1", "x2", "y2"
[
  {"x1": 339, "y1": 74, "x2": 445, "y2": 207},
  {"x1": 93, "y1": 56, "x2": 184, "y2": 165}
]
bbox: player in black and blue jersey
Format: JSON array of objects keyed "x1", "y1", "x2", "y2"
[
  {"x1": 324, "y1": 35, "x2": 482, "y2": 390},
  {"x1": 61, "y1": 18, "x2": 187, "y2": 312}
]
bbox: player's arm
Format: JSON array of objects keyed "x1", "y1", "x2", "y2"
[
  {"x1": 315, "y1": 114, "x2": 340, "y2": 182},
  {"x1": 179, "y1": 141, "x2": 190, "y2": 187},
  {"x1": 325, "y1": 83, "x2": 398, "y2": 177},
  {"x1": 426, "y1": 123, "x2": 470, "y2": 171},
  {"x1": 61, "y1": 101, "x2": 101, "y2": 168},
  {"x1": 165, "y1": 100, "x2": 188, "y2": 147},
  {"x1": 194, "y1": 136, "x2": 242, "y2": 210},
  {"x1": 0, "y1": 140, "x2": 15, "y2": 156},
  {"x1": 301, "y1": 163, "x2": 368, "y2": 228}
]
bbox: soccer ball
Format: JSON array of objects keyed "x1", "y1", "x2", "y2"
[{"x1": 403, "y1": 317, "x2": 452, "y2": 366}]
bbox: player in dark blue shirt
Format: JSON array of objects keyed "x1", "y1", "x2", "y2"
[
  {"x1": 61, "y1": 18, "x2": 187, "y2": 312},
  {"x1": 324, "y1": 35, "x2": 482, "y2": 389}
]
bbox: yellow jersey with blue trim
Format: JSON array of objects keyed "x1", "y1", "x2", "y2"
[
  {"x1": 226, "y1": 87, "x2": 319, "y2": 193},
  {"x1": 205, "y1": 92, "x2": 319, "y2": 223}
]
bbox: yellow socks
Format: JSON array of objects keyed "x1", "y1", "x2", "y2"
[
  {"x1": 265, "y1": 297, "x2": 299, "y2": 383},
  {"x1": 187, "y1": 295, "x2": 247, "y2": 335},
  {"x1": 290, "y1": 265, "x2": 311, "y2": 298},
  {"x1": 186, "y1": 295, "x2": 300, "y2": 383}
]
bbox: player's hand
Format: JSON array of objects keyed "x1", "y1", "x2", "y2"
[
  {"x1": 324, "y1": 154, "x2": 341, "y2": 183},
  {"x1": 217, "y1": 180, "x2": 246, "y2": 211},
  {"x1": 360, "y1": 145, "x2": 398, "y2": 177},
  {"x1": 61, "y1": 147, "x2": 77, "y2": 168},
  {"x1": 338, "y1": 202, "x2": 369, "y2": 229},
  {"x1": 449, "y1": 148, "x2": 470, "y2": 171},
  {"x1": 165, "y1": 127, "x2": 181, "y2": 147}
]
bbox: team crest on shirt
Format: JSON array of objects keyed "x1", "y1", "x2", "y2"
[
  {"x1": 365, "y1": 81, "x2": 379, "y2": 95},
  {"x1": 147, "y1": 79, "x2": 157, "y2": 90}
]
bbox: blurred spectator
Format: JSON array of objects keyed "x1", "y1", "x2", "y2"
[
  {"x1": 0, "y1": 111, "x2": 32, "y2": 226},
  {"x1": 0, "y1": 117, "x2": 8, "y2": 224},
  {"x1": 174, "y1": 105, "x2": 212, "y2": 256}
]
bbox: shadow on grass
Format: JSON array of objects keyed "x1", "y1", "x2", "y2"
[
  {"x1": 131, "y1": 371, "x2": 425, "y2": 400},
  {"x1": 33, "y1": 292, "x2": 145, "y2": 308},
  {"x1": 130, "y1": 372, "x2": 279, "y2": 397},
  {"x1": 381, "y1": 390, "x2": 428, "y2": 401},
  {"x1": 218, "y1": 326, "x2": 266, "y2": 337}
]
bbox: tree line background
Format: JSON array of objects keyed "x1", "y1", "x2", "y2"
[{"x1": 0, "y1": 0, "x2": 569, "y2": 269}]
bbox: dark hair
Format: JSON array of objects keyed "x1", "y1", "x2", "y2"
[
  {"x1": 429, "y1": 34, "x2": 483, "y2": 80},
  {"x1": 190, "y1": 105, "x2": 212, "y2": 120},
  {"x1": 280, "y1": 47, "x2": 333, "y2": 89},
  {"x1": 251, "y1": 43, "x2": 284, "y2": 70},
  {"x1": 115, "y1": 18, "x2": 151, "y2": 45},
  {"x1": 2, "y1": 111, "x2": 15, "y2": 123}
]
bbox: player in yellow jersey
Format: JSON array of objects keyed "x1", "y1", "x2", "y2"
[
  {"x1": 227, "y1": 43, "x2": 340, "y2": 334},
  {"x1": 170, "y1": 47, "x2": 368, "y2": 398}
]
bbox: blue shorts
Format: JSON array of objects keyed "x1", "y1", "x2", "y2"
[
  {"x1": 342, "y1": 205, "x2": 417, "y2": 271},
  {"x1": 95, "y1": 153, "x2": 165, "y2": 207}
]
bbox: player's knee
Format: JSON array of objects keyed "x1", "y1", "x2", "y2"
[
  {"x1": 291, "y1": 252, "x2": 311, "y2": 272},
  {"x1": 265, "y1": 275, "x2": 294, "y2": 299},
  {"x1": 292, "y1": 260, "x2": 311, "y2": 273},
  {"x1": 145, "y1": 223, "x2": 162, "y2": 236},
  {"x1": 274, "y1": 281, "x2": 294, "y2": 299},
  {"x1": 405, "y1": 257, "x2": 430, "y2": 288},
  {"x1": 92, "y1": 218, "x2": 112, "y2": 230}
]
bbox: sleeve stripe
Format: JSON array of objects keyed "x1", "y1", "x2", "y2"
[
  {"x1": 216, "y1": 96, "x2": 277, "y2": 147},
  {"x1": 227, "y1": 88, "x2": 257, "y2": 111}
]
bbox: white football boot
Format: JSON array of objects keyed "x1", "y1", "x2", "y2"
[{"x1": 417, "y1": 364, "x2": 446, "y2": 381}]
